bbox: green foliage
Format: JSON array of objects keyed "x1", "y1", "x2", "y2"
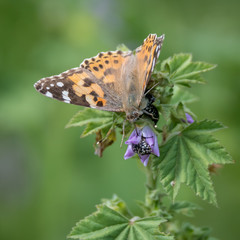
[
  {"x1": 2, "y1": 1, "x2": 239, "y2": 240},
  {"x1": 66, "y1": 53, "x2": 232, "y2": 239},
  {"x1": 69, "y1": 194, "x2": 217, "y2": 240},
  {"x1": 161, "y1": 54, "x2": 216, "y2": 86},
  {"x1": 170, "y1": 86, "x2": 198, "y2": 105},
  {"x1": 153, "y1": 120, "x2": 232, "y2": 205},
  {"x1": 101, "y1": 194, "x2": 133, "y2": 219},
  {"x1": 69, "y1": 204, "x2": 172, "y2": 240},
  {"x1": 66, "y1": 53, "x2": 232, "y2": 205},
  {"x1": 66, "y1": 108, "x2": 114, "y2": 137},
  {"x1": 169, "y1": 201, "x2": 201, "y2": 217},
  {"x1": 117, "y1": 43, "x2": 131, "y2": 52},
  {"x1": 170, "y1": 222, "x2": 218, "y2": 240}
]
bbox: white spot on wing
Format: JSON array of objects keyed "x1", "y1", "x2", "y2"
[
  {"x1": 152, "y1": 58, "x2": 156, "y2": 67},
  {"x1": 46, "y1": 87, "x2": 50, "y2": 90},
  {"x1": 151, "y1": 58, "x2": 156, "y2": 72},
  {"x1": 45, "y1": 91, "x2": 53, "y2": 98},
  {"x1": 57, "y1": 82, "x2": 64, "y2": 87},
  {"x1": 62, "y1": 90, "x2": 71, "y2": 102},
  {"x1": 50, "y1": 84, "x2": 54, "y2": 87}
]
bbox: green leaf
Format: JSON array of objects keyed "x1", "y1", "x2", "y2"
[
  {"x1": 81, "y1": 121, "x2": 112, "y2": 137},
  {"x1": 172, "y1": 61, "x2": 216, "y2": 81},
  {"x1": 101, "y1": 195, "x2": 133, "y2": 219},
  {"x1": 159, "y1": 104, "x2": 173, "y2": 121},
  {"x1": 161, "y1": 53, "x2": 216, "y2": 85},
  {"x1": 169, "y1": 201, "x2": 201, "y2": 217},
  {"x1": 66, "y1": 108, "x2": 113, "y2": 128},
  {"x1": 66, "y1": 108, "x2": 114, "y2": 138},
  {"x1": 161, "y1": 54, "x2": 192, "y2": 75},
  {"x1": 172, "y1": 222, "x2": 218, "y2": 240},
  {"x1": 116, "y1": 43, "x2": 131, "y2": 52},
  {"x1": 173, "y1": 73, "x2": 206, "y2": 85},
  {"x1": 171, "y1": 86, "x2": 198, "y2": 105},
  {"x1": 69, "y1": 205, "x2": 173, "y2": 240},
  {"x1": 176, "y1": 102, "x2": 186, "y2": 120},
  {"x1": 185, "y1": 119, "x2": 226, "y2": 133},
  {"x1": 153, "y1": 120, "x2": 233, "y2": 205}
]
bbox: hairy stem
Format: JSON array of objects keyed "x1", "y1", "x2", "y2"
[{"x1": 145, "y1": 159, "x2": 158, "y2": 212}]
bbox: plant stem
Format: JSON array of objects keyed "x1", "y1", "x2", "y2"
[{"x1": 145, "y1": 159, "x2": 158, "y2": 211}]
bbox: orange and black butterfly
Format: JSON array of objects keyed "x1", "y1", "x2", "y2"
[{"x1": 34, "y1": 34, "x2": 165, "y2": 123}]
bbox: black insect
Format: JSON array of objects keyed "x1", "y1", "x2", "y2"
[
  {"x1": 132, "y1": 136, "x2": 152, "y2": 155},
  {"x1": 142, "y1": 94, "x2": 159, "y2": 125}
]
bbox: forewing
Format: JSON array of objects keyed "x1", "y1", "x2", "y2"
[
  {"x1": 34, "y1": 35, "x2": 163, "y2": 113},
  {"x1": 34, "y1": 66, "x2": 123, "y2": 112},
  {"x1": 80, "y1": 50, "x2": 132, "y2": 93},
  {"x1": 135, "y1": 34, "x2": 165, "y2": 95}
]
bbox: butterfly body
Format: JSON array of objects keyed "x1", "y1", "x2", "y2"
[{"x1": 34, "y1": 34, "x2": 165, "y2": 123}]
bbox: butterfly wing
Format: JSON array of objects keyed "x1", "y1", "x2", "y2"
[
  {"x1": 135, "y1": 34, "x2": 165, "y2": 99},
  {"x1": 34, "y1": 34, "x2": 164, "y2": 114},
  {"x1": 34, "y1": 50, "x2": 132, "y2": 112},
  {"x1": 119, "y1": 34, "x2": 165, "y2": 117}
]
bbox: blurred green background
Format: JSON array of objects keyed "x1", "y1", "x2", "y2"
[{"x1": 0, "y1": 0, "x2": 239, "y2": 239}]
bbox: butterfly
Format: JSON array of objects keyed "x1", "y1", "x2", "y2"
[{"x1": 34, "y1": 34, "x2": 165, "y2": 123}]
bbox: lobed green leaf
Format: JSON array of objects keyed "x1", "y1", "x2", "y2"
[
  {"x1": 69, "y1": 204, "x2": 173, "y2": 240},
  {"x1": 183, "y1": 119, "x2": 226, "y2": 133},
  {"x1": 101, "y1": 195, "x2": 133, "y2": 219},
  {"x1": 170, "y1": 86, "x2": 198, "y2": 105},
  {"x1": 153, "y1": 120, "x2": 233, "y2": 205},
  {"x1": 173, "y1": 73, "x2": 206, "y2": 86},
  {"x1": 81, "y1": 121, "x2": 112, "y2": 138},
  {"x1": 66, "y1": 108, "x2": 113, "y2": 128},
  {"x1": 169, "y1": 201, "x2": 201, "y2": 217},
  {"x1": 172, "y1": 61, "x2": 216, "y2": 81},
  {"x1": 161, "y1": 54, "x2": 192, "y2": 75},
  {"x1": 161, "y1": 53, "x2": 216, "y2": 86},
  {"x1": 171, "y1": 222, "x2": 218, "y2": 240}
]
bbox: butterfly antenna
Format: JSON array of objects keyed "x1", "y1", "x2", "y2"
[{"x1": 144, "y1": 82, "x2": 160, "y2": 96}]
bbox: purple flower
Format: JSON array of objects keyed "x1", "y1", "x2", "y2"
[
  {"x1": 185, "y1": 113, "x2": 194, "y2": 124},
  {"x1": 124, "y1": 126, "x2": 160, "y2": 166}
]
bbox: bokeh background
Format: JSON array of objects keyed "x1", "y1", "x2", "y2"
[{"x1": 1, "y1": 0, "x2": 239, "y2": 239}]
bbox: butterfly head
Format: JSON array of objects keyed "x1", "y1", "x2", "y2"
[
  {"x1": 126, "y1": 109, "x2": 143, "y2": 123},
  {"x1": 125, "y1": 94, "x2": 159, "y2": 125}
]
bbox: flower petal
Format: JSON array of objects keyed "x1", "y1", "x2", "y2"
[
  {"x1": 153, "y1": 134, "x2": 160, "y2": 157},
  {"x1": 142, "y1": 126, "x2": 154, "y2": 146},
  {"x1": 186, "y1": 113, "x2": 194, "y2": 124},
  {"x1": 124, "y1": 145, "x2": 135, "y2": 159},
  {"x1": 139, "y1": 154, "x2": 150, "y2": 166},
  {"x1": 142, "y1": 126, "x2": 159, "y2": 156},
  {"x1": 125, "y1": 128, "x2": 141, "y2": 144}
]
